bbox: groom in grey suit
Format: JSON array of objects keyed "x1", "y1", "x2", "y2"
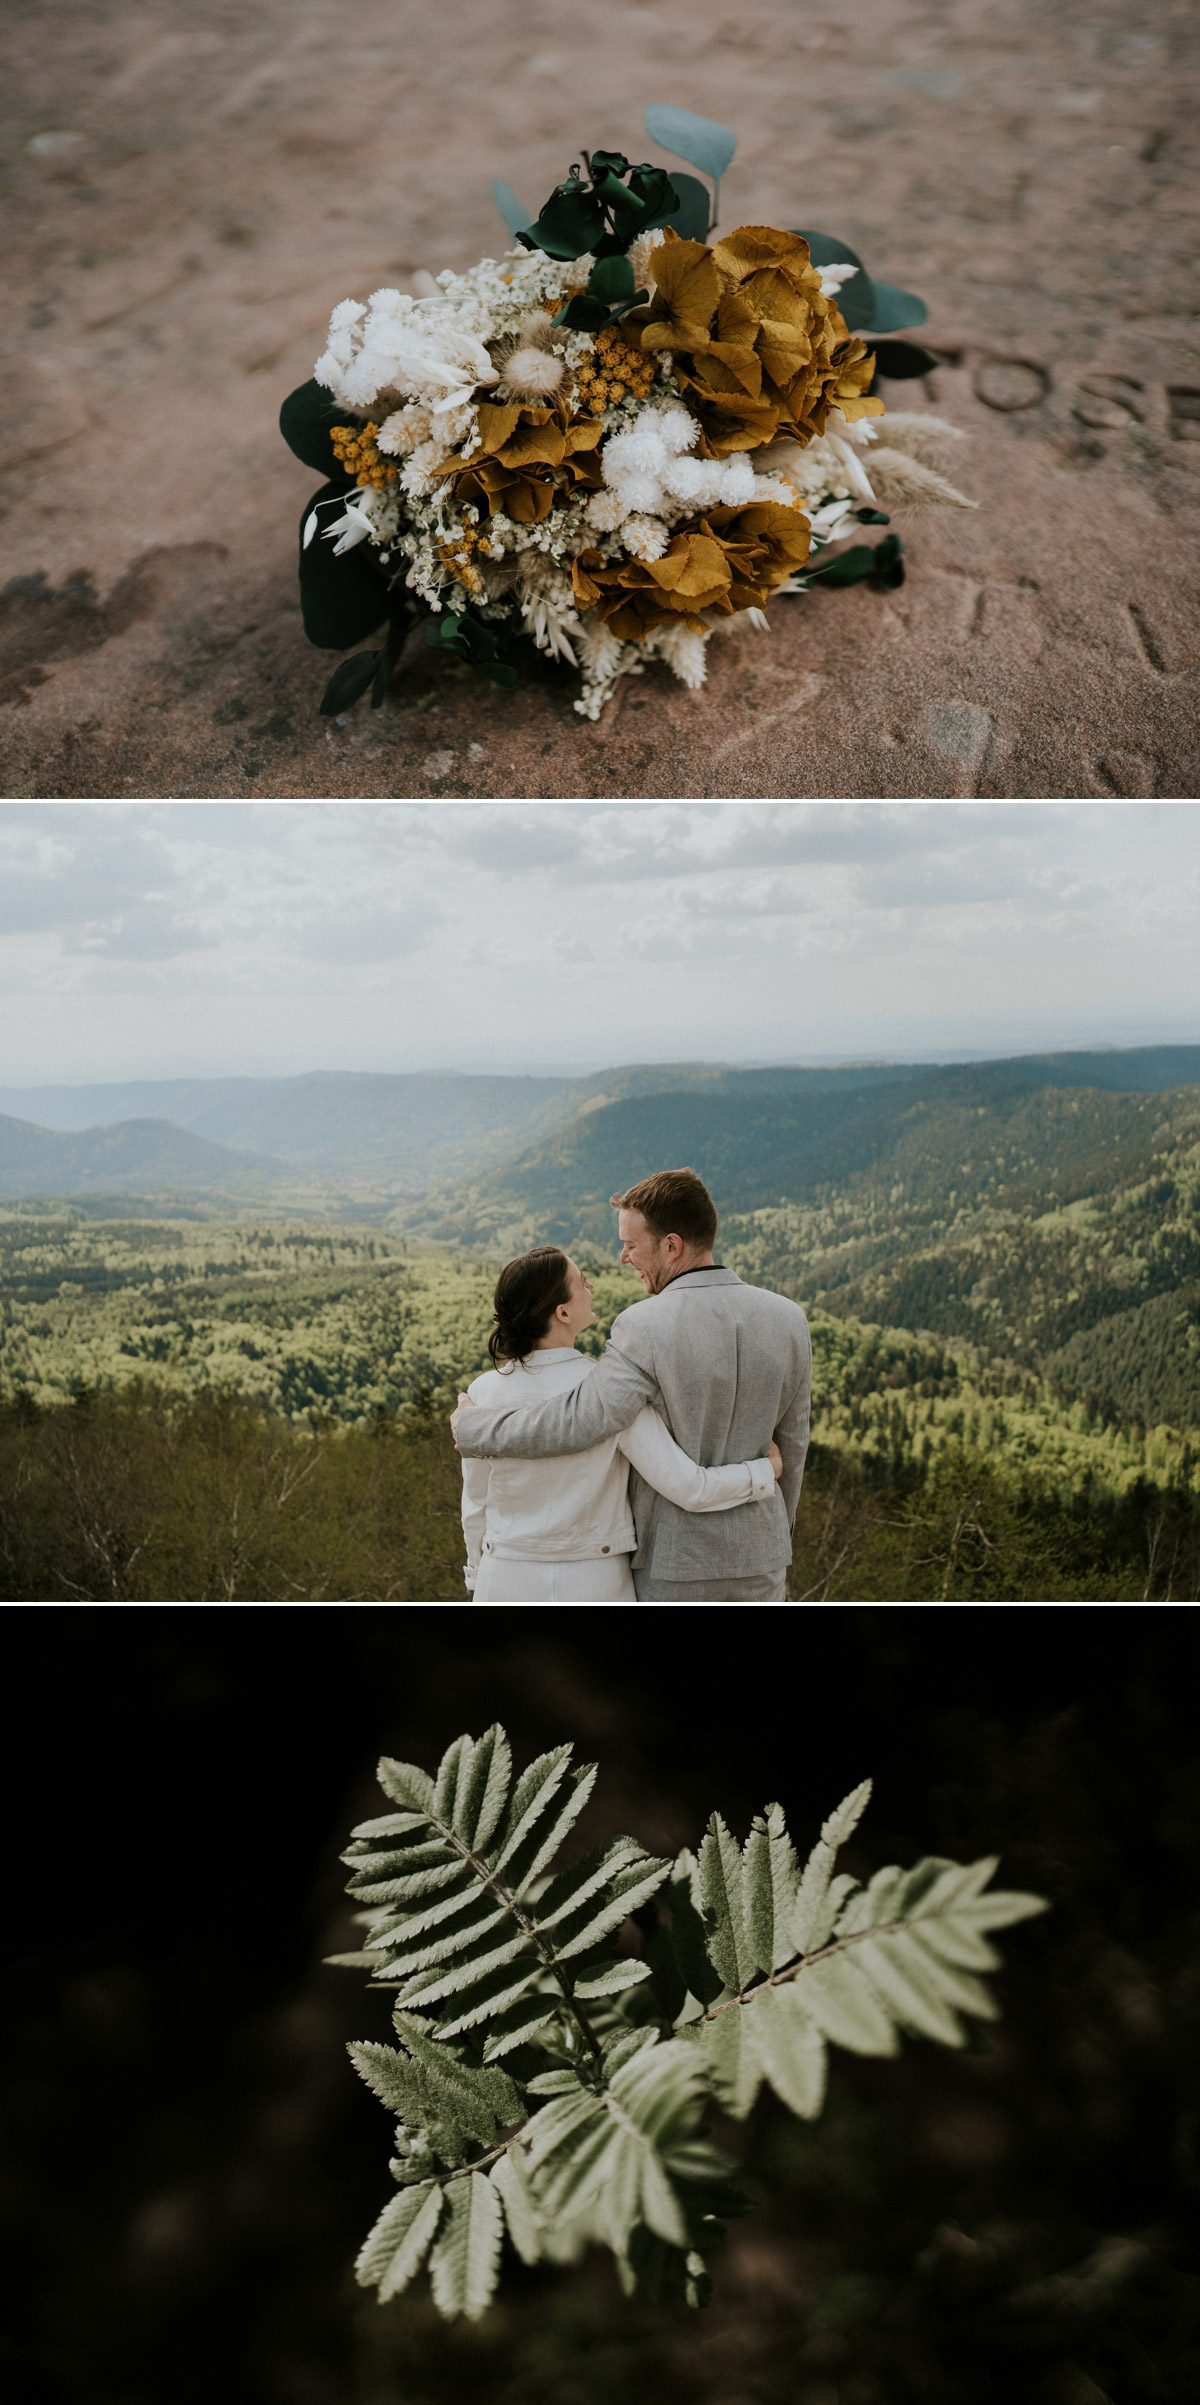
[{"x1": 451, "y1": 1166, "x2": 811, "y2": 1601}]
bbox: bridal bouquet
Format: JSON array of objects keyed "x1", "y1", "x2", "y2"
[{"x1": 281, "y1": 108, "x2": 974, "y2": 722}]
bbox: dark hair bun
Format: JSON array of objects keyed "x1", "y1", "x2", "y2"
[{"x1": 488, "y1": 1247, "x2": 573, "y2": 1369}]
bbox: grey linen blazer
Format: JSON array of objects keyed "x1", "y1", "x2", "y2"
[{"x1": 455, "y1": 1266, "x2": 812, "y2": 1584}]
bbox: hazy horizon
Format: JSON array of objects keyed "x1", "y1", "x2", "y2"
[{"x1": 3, "y1": 802, "x2": 1198, "y2": 1088}]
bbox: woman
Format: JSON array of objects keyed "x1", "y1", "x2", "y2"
[{"x1": 461, "y1": 1245, "x2": 782, "y2": 1601}]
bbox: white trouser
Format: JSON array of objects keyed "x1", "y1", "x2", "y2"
[{"x1": 472, "y1": 1554, "x2": 637, "y2": 1602}]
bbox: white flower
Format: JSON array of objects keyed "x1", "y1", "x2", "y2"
[
  {"x1": 645, "y1": 620, "x2": 709, "y2": 689},
  {"x1": 314, "y1": 288, "x2": 498, "y2": 412},
  {"x1": 323, "y1": 491, "x2": 386, "y2": 554},
  {"x1": 585, "y1": 488, "x2": 627, "y2": 533},
  {"x1": 621, "y1": 514, "x2": 670, "y2": 563},
  {"x1": 377, "y1": 402, "x2": 434, "y2": 454},
  {"x1": 816, "y1": 261, "x2": 860, "y2": 296}
]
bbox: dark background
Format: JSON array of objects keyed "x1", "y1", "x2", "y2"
[{"x1": 3, "y1": 1607, "x2": 1196, "y2": 2405}]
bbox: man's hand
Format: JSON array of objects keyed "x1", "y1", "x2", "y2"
[
  {"x1": 450, "y1": 1392, "x2": 473, "y2": 1448},
  {"x1": 768, "y1": 1439, "x2": 783, "y2": 1481}
]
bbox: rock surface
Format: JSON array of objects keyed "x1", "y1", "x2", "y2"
[{"x1": 2, "y1": 0, "x2": 1198, "y2": 798}]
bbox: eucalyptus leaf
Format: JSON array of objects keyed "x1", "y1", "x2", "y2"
[
  {"x1": 644, "y1": 104, "x2": 736, "y2": 185},
  {"x1": 643, "y1": 172, "x2": 711, "y2": 243},
  {"x1": 319, "y1": 649, "x2": 381, "y2": 718},
  {"x1": 492, "y1": 180, "x2": 532, "y2": 240},
  {"x1": 861, "y1": 281, "x2": 929, "y2": 333},
  {"x1": 793, "y1": 231, "x2": 876, "y2": 334}
]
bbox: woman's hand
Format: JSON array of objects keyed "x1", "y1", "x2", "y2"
[{"x1": 768, "y1": 1439, "x2": 783, "y2": 1481}]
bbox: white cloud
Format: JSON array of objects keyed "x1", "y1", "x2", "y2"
[{"x1": 0, "y1": 801, "x2": 1196, "y2": 1084}]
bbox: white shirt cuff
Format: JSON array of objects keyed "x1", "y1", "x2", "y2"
[{"x1": 749, "y1": 1457, "x2": 777, "y2": 1502}]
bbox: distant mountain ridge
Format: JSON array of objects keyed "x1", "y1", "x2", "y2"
[
  {"x1": 0, "y1": 1114, "x2": 286, "y2": 1199},
  {"x1": 2, "y1": 1048, "x2": 1197, "y2": 1193}
]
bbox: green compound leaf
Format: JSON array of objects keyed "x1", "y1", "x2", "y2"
[
  {"x1": 429, "y1": 2171, "x2": 503, "y2": 2321},
  {"x1": 338, "y1": 1735, "x2": 1046, "y2": 2325},
  {"x1": 644, "y1": 104, "x2": 737, "y2": 186}
]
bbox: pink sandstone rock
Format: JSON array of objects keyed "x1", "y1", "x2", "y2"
[{"x1": 1, "y1": 0, "x2": 1198, "y2": 799}]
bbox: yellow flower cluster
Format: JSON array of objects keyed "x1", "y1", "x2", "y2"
[
  {"x1": 573, "y1": 326, "x2": 657, "y2": 417},
  {"x1": 330, "y1": 422, "x2": 399, "y2": 489},
  {"x1": 437, "y1": 519, "x2": 484, "y2": 594}
]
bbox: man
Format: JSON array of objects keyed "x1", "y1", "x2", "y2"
[{"x1": 451, "y1": 1166, "x2": 811, "y2": 1602}]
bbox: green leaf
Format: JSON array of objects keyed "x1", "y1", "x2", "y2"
[
  {"x1": 573, "y1": 1955, "x2": 654, "y2": 1999},
  {"x1": 506, "y1": 1762, "x2": 598, "y2": 1891},
  {"x1": 355, "y1": 2180, "x2": 444, "y2": 2298},
  {"x1": 639, "y1": 2147, "x2": 689, "y2": 2246},
  {"x1": 667, "y1": 1853, "x2": 724, "y2": 2008},
  {"x1": 347, "y1": 1855, "x2": 474, "y2": 1905},
  {"x1": 468, "y1": 1724, "x2": 514, "y2": 1851},
  {"x1": 280, "y1": 378, "x2": 351, "y2": 478},
  {"x1": 492, "y1": 180, "x2": 532, "y2": 239},
  {"x1": 700, "y1": 2004, "x2": 762, "y2": 2118},
  {"x1": 750, "y1": 1985, "x2": 828, "y2": 2118},
  {"x1": 550, "y1": 1855, "x2": 672, "y2": 1962},
  {"x1": 319, "y1": 650, "x2": 381, "y2": 716},
  {"x1": 644, "y1": 104, "x2": 737, "y2": 186},
  {"x1": 350, "y1": 1809, "x2": 431, "y2": 1842},
  {"x1": 644, "y1": 172, "x2": 710, "y2": 242},
  {"x1": 348, "y1": 2039, "x2": 429, "y2": 2121},
  {"x1": 793, "y1": 231, "x2": 876, "y2": 333},
  {"x1": 297, "y1": 485, "x2": 390, "y2": 651},
  {"x1": 861, "y1": 284, "x2": 929, "y2": 334},
  {"x1": 481, "y1": 1995, "x2": 558, "y2": 2060},
  {"x1": 425, "y1": 609, "x2": 520, "y2": 689},
  {"x1": 392, "y1": 1925, "x2": 534, "y2": 2009},
  {"x1": 609, "y1": 2035, "x2": 707, "y2": 2144},
  {"x1": 429, "y1": 2170, "x2": 503, "y2": 2321},
  {"x1": 367, "y1": 1895, "x2": 510, "y2": 1976},
  {"x1": 699, "y1": 1812, "x2": 753, "y2": 1990},
  {"x1": 871, "y1": 338, "x2": 937, "y2": 379},
  {"x1": 392, "y1": 2013, "x2": 521, "y2": 2137},
  {"x1": 518, "y1": 176, "x2": 607, "y2": 262},
  {"x1": 408, "y1": 1958, "x2": 544, "y2": 2040},
  {"x1": 854, "y1": 1931, "x2": 967, "y2": 2046},
  {"x1": 744, "y1": 1802, "x2": 800, "y2": 1974},
  {"x1": 490, "y1": 2147, "x2": 542, "y2": 2263},
  {"x1": 821, "y1": 1780, "x2": 873, "y2": 1848},
  {"x1": 377, "y1": 1755, "x2": 436, "y2": 1815},
  {"x1": 492, "y1": 1743, "x2": 573, "y2": 1870},
  {"x1": 798, "y1": 1949, "x2": 899, "y2": 2055}
]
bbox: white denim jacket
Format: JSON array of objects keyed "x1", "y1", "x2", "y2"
[{"x1": 460, "y1": 1346, "x2": 776, "y2": 1590}]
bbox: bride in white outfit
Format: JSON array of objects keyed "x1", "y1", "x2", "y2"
[{"x1": 461, "y1": 1245, "x2": 782, "y2": 1602}]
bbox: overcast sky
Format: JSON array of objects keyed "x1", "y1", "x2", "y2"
[{"x1": 1, "y1": 801, "x2": 1197, "y2": 1088}]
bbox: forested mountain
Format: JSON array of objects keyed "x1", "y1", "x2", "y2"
[
  {"x1": 0, "y1": 1114, "x2": 285, "y2": 1198},
  {"x1": 6, "y1": 1046, "x2": 1195, "y2": 1190},
  {"x1": 395, "y1": 1060, "x2": 1200, "y2": 1430},
  {"x1": 2, "y1": 1047, "x2": 1198, "y2": 1434}
]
